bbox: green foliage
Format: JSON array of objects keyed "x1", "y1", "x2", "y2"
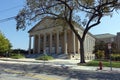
[
  {"x1": 94, "y1": 41, "x2": 118, "y2": 59},
  {"x1": 96, "y1": 50, "x2": 105, "y2": 59},
  {"x1": 81, "y1": 0, "x2": 95, "y2": 6},
  {"x1": 10, "y1": 53, "x2": 25, "y2": 59},
  {"x1": 111, "y1": 54, "x2": 120, "y2": 61},
  {"x1": 16, "y1": 0, "x2": 120, "y2": 63},
  {"x1": 94, "y1": 41, "x2": 106, "y2": 53},
  {"x1": 11, "y1": 49, "x2": 28, "y2": 54},
  {"x1": 36, "y1": 55, "x2": 54, "y2": 61},
  {"x1": 84, "y1": 60, "x2": 120, "y2": 68},
  {"x1": 16, "y1": 0, "x2": 120, "y2": 30},
  {"x1": 0, "y1": 32, "x2": 12, "y2": 54}
]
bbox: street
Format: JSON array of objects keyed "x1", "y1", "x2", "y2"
[{"x1": 0, "y1": 60, "x2": 120, "y2": 80}]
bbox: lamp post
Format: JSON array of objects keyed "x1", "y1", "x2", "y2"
[
  {"x1": 108, "y1": 43, "x2": 112, "y2": 71},
  {"x1": 108, "y1": 38, "x2": 114, "y2": 71}
]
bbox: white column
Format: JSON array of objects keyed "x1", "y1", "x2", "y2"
[
  {"x1": 28, "y1": 36, "x2": 31, "y2": 54},
  {"x1": 84, "y1": 37, "x2": 87, "y2": 59},
  {"x1": 43, "y1": 33, "x2": 46, "y2": 51},
  {"x1": 78, "y1": 40, "x2": 80, "y2": 54},
  {"x1": 88, "y1": 37, "x2": 90, "y2": 52},
  {"x1": 56, "y1": 31, "x2": 59, "y2": 54},
  {"x1": 64, "y1": 30, "x2": 67, "y2": 54},
  {"x1": 38, "y1": 34, "x2": 41, "y2": 53},
  {"x1": 50, "y1": 32, "x2": 52, "y2": 53},
  {"x1": 86, "y1": 36, "x2": 89, "y2": 53},
  {"x1": 73, "y1": 32, "x2": 76, "y2": 54},
  {"x1": 33, "y1": 35, "x2": 36, "y2": 53}
]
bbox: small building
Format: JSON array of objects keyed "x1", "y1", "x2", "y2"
[
  {"x1": 95, "y1": 33, "x2": 116, "y2": 43},
  {"x1": 116, "y1": 32, "x2": 120, "y2": 51},
  {"x1": 95, "y1": 33, "x2": 120, "y2": 52},
  {"x1": 28, "y1": 17, "x2": 95, "y2": 60}
]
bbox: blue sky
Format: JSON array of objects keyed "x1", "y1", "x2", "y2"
[
  {"x1": 0, "y1": 0, "x2": 120, "y2": 50},
  {"x1": 0, "y1": 0, "x2": 31, "y2": 50},
  {"x1": 90, "y1": 12, "x2": 120, "y2": 35}
]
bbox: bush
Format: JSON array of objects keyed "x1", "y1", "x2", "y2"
[
  {"x1": 111, "y1": 54, "x2": 120, "y2": 61},
  {"x1": 36, "y1": 55, "x2": 53, "y2": 60},
  {"x1": 10, "y1": 53, "x2": 25, "y2": 59},
  {"x1": 95, "y1": 50, "x2": 105, "y2": 59}
]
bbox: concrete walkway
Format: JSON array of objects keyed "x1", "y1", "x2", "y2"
[{"x1": 0, "y1": 58, "x2": 120, "y2": 73}]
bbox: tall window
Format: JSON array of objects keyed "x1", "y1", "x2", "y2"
[
  {"x1": 46, "y1": 35, "x2": 49, "y2": 41},
  {"x1": 52, "y1": 35, "x2": 55, "y2": 40}
]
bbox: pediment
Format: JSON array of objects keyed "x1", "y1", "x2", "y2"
[
  {"x1": 28, "y1": 17, "x2": 69, "y2": 33},
  {"x1": 29, "y1": 18, "x2": 55, "y2": 33}
]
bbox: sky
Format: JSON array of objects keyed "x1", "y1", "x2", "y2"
[
  {"x1": 0, "y1": 0, "x2": 31, "y2": 50},
  {"x1": 0, "y1": 0, "x2": 120, "y2": 50}
]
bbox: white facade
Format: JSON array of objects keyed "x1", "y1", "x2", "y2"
[{"x1": 28, "y1": 17, "x2": 95, "y2": 60}]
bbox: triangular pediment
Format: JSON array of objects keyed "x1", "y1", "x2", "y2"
[
  {"x1": 28, "y1": 17, "x2": 95, "y2": 38},
  {"x1": 28, "y1": 17, "x2": 70, "y2": 33},
  {"x1": 28, "y1": 17, "x2": 55, "y2": 33}
]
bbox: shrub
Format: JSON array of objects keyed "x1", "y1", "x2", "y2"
[
  {"x1": 36, "y1": 55, "x2": 54, "y2": 60},
  {"x1": 10, "y1": 53, "x2": 25, "y2": 59},
  {"x1": 95, "y1": 50, "x2": 105, "y2": 59},
  {"x1": 111, "y1": 54, "x2": 120, "y2": 61}
]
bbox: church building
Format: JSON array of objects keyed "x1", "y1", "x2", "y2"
[{"x1": 28, "y1": 17, "x2": 95, "y2": 60}]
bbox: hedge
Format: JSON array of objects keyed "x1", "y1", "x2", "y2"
[
  {"x1": 36, "y1": 55, "x2": 54, "y2": 60},
  {"x1": 111, "y1": 54, "x2": 120, "y2": 61}
]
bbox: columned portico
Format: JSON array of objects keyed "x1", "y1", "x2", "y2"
[{"x1": 28, "y1": 17, "x2": 95, "y2": 60}]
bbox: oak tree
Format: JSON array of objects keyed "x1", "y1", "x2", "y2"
[{"x1": 16, "y1": 0, "x2": 120, "y2": 63}]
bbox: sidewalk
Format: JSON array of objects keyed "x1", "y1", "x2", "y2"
[{"x1": 0, "y1": 57, "x2": 120, "y2": 73}]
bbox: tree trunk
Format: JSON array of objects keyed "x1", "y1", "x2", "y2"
[{"x1": 80, "y1": 40, "x2": 86, "y2": 63}]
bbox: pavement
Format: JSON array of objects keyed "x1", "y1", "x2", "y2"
[
  {"x1": 0, "y1": 58, "x2": 120, "y2": 80},
  {"x1": 0, "y1": 57, "x2": 120, "y2": 73}
]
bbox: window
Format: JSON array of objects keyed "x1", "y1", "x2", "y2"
[{"x1": 46, "y1": 35, "x2": 49, "y2": 41}]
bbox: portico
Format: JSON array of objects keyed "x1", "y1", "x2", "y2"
[
  {"x1": 28, "y1": 17, "x2": 95, "y2": 59},
  {"x1": 28, "y1": 29, "x2": 76, "y2": 54}
]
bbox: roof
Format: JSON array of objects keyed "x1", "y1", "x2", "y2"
[
  {"x1": 94, "y1": 33, "x2": 116, "y2": 39},
  {"x1": 28, "y1": 16, "x2": 52, "y2": 33},
  {"x1": 28, "y1": 16, "x2": 95, "y2": 38}
]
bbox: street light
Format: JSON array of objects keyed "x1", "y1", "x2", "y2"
[
  {"x1": 108, "y1": 38, "x2": 114, "y2": 71},
  {"x1": 108, "y1": 43, "x2": 112, "y2": 71}
]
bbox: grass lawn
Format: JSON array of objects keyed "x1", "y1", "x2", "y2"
[
  {"x1": 83, "y1": 60, "x2": 120, "y2": 68},
  {"x1": 10, "y1": 54, "x2": 25, "y2": 59}
]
